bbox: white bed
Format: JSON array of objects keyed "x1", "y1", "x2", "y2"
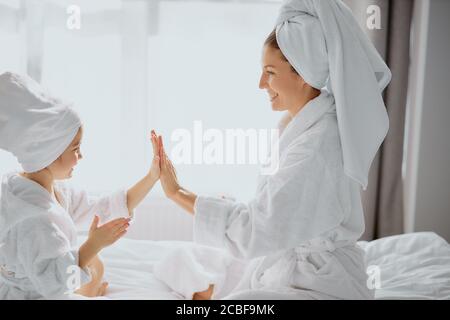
[{"x1": 80, "y1": 231, "x2": 450, "y2": 300}]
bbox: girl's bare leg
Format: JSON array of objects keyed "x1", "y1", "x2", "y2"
[
  {"x1": 75, "y1": 255, "x2": 108, "y2": 297},
  {"x1": 193, "y1": 284, "x2": 214, "y2": 300}
]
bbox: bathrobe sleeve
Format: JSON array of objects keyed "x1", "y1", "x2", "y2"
[
  {"x1": 193, "y1": 138, "x2": 346, "y2": 259},
  {"x1": 57, "y1": 182, "x2": 132, "y2": 228},
  {"x1": 16, "y1": 215, "x2": 92, "y2": 299}
]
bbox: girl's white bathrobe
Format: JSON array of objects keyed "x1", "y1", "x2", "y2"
[
  {"x1": 156, "y1": 90, "x2": 374, "y2": 300},
  {"x1": 0, "y1": 173, "x2": 130, "y2": 299}
]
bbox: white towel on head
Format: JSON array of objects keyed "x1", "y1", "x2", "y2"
[
  {"x1": 0, "y1": 72, "x2": 81, "y2": 173},
  {"x1": 275, "y1": 0, "x2": 392, "y2": 190}
]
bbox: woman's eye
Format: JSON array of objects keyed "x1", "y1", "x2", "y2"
[{"x1": 267, "y1": 71, "x2": 275, "y2": 75}]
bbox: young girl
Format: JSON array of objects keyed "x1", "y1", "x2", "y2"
[
  {"x1": 0, "y1": 72, "x2": 160, "y2": 299},
  {"x1": 153, "y1": 0, "x2": 391, "y2": 300}
]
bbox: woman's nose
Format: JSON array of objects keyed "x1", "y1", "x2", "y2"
[{"x1": 259, "y1": 73, "x2": 267, "y2": 89}]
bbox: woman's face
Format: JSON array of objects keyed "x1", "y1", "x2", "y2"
[
  {"x1": 48, "y1": 127, "x2": 83, "y2": 180},
  {"x1": 259, "y1": 45, "x2": 308, "y2": 112}
]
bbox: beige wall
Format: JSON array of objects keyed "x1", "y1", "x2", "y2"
[{"x1": 411, "y1": 0, "x2": 450, "y2": 241}]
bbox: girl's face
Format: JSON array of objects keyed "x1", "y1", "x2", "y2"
[
  {"x1": 48, "y1": 127, "x2": 83, "y2": 180},
  {"x1": 259, "y1": 45, "x2": 309, "y2": 113}
]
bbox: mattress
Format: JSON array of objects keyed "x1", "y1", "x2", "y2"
[{"x1": 77, "y1": 231, "x2": 450, "y2": 300}]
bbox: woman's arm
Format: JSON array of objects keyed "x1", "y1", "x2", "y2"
[
  {"x1": 169, "y1": 187, "x2": 197, "y2": 215},
  {"x1": 126, "y1": 131, "x2": 161, "y2": 214}
]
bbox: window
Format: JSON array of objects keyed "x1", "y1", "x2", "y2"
[{"x1": 0, "y1": 0, "x2": 282, "y2": 202}]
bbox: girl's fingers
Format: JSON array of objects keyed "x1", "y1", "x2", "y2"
[
  {"x1": 113, "y1": 222, "x2": 129, "y2": 234},
  {"x1": 98, "y1": 282, "x2": 108, "y2": 296},
  {"x1": 151, "y1": 134, "x2": 157, "y2": 155},
  {"x1": 102, "y1": 217, "x2": 130, "y2": 229},
  {"x1": 114, "y1": 229, "x2": 127, "y2": 240},
  {"x1": 153, "y1": 155, "x2": 160, "y2": 166},
  {"x1": 152, "y1": 135, "x2": 161, "y2": 160},
  {"x1": 111, "y1": 221, "x2": 130, "y2": 232},
  {"x1": 89, "y1": 215, "x2": 99, "y2": 233}
]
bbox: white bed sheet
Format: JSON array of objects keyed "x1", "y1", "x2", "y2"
[
  {"x1": 77, "y1": 231, "x2": 450, "y2": 300},
  {"x1": 359, "y1": 232, "x2": 450, "y2": 300}
]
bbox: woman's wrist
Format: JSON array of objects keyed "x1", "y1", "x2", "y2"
[
  {"x1": 169, "y1": 187, "x2": 197, "y2": 215},
  {"x1": 168, "y1": 186, "x2": 182, "y2": 200}
]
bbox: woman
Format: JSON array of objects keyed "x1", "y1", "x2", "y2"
[
  {"x1": 0, "y1": 72, "x2": 161, "y2": 299},
  {"x1": 154, "y1": 0, "x2": 391, "y2": 299}
]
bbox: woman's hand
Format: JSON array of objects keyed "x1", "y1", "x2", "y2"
[
  {"x1": 148, "y1": 130, "x2": 161, "y2": 182},
  {"x1": 158, "y1": 135, "x2": 182, "y2": 199},
  {"x1": 153, "y1": 131, "x2": 197, "y2": 214}
]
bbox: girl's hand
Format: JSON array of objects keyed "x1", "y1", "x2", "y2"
[
  {"x1": 158, "y1": 135, "x2": 181, "y2": 199},
  {"x1": 149, "y1": 130, "x2": 161, "y2": 182},
  {"x1": 87, "y1": 215, "x2": 130, "y2": 251}
]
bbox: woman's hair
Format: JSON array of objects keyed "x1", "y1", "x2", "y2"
[
  {"x1": 264, "y1": 29, "x2": 279, "y2": 50},
  {"x1": 264, "y1": 29, "x2": 298, "y2": 75}
]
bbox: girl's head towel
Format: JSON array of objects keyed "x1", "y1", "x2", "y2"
[{"x1": 0, "y1": 72, "x2": 81, "y2": 173}]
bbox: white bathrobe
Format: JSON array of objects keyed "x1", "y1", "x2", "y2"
[
  {"x1": 0, "y1": 172, "x2": 130, "y2": 299},
  {"x1": 157, "y1": 90, "x2": 374, "y2": 300}
]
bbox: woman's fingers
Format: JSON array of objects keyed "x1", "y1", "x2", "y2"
[
  {"x1": 164, "y1": 152, "x2": 177, "y2": 177},
  {"x1": 158, "y1": 140, "x2": 177, "y2": 180},
  {"x1": 158, "y1": 135, "x2": 163, "y2": 159},
  {"x1": 160, "y1": 142, "x2": 168, "y2": 170}
]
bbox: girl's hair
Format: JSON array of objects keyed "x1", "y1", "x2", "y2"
[{"x1": 263, "y1": 29, "x2": 298, "y2": 75}]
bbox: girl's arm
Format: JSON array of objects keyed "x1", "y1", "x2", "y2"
[{"x1": 126, "y1": 172, "x2": 158, "y2": 214}]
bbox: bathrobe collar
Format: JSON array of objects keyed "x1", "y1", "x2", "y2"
[
  {"x1": 279, "y1": 89, "x2": 335, "y2": 153},
  {"x1": 0, "y1": 172, "x2": 59, "y2": 240}
]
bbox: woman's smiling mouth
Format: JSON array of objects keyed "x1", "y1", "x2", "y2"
[{"x1": 270, "y1": 94, "x2": 279, "y2": 102}]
